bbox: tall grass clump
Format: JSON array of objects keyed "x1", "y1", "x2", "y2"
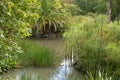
[
  {"x1": 85, "y1": 70, "x2": 113, "y2": 80},
  {"x1": 64, "y1": 14, "x2": 120, "y2": 79},
  {"x1": 19, "y1": 40, "x2": 55, "y2": 67}
]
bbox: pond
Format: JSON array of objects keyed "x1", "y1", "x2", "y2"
[{"x1": 0, "y1": 39, "x2": 81, "y2": 80}]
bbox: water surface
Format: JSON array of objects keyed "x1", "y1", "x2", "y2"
[{"x1": 0, "y1": 39, "x2": 81, "y2": 80}]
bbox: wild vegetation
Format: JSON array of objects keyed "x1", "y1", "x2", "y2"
[
  {"x1": 64, "y1": 15, "x2": 120, "y2": 79},
  {"x1": 75, "y1": 0, "x2": 120, "y2": 21},
  {"x1": 19, "y1": 40, "x2": 55, "y2": 67},
  {"x1": 0, "y1": 0, "x2": 39, "y2": 73},
  {"x1": 32, "y1": 0, "x2": 70, "y2": 37},
  {"x1": 0, "y1": 0, "x2": 120, "y2": 80},
  {"x1": 85, "y1": 70, "x2": 113, "y2": 80},
  {"x1": 0, "y1": 0, "x2": 67, "y2": 74}
]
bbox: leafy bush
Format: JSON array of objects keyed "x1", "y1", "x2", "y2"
[
  {"x1": 64, "y1": 15, "x2": 120, "y2": 79},
  {"x1": 0, "y1": 0, "x2": 39, "y2": 74},
  {"x1": 19, "y1": 40, "x2": 55, "y2": 67},
  {"x1": 0, "y1": 31, "x2": 22, "y2": 73}
]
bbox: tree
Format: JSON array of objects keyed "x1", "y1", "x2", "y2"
[
  {"x1": 111, "y1": 0, "x2": 120, "y2": 21},
  {"x1": 106, "y1": 0, "x2": 111, "y2": 23},
  {"x1": 33, "y1": 0, "x2": 70, "y2": 36},
  {"x1": 75, "y1": 0, "x2": 120, "y2": 21},
  {"x1": 75, "y1": 0, "x2": 97, "y2": 14}
]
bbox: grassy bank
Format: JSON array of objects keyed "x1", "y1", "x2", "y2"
[{"x1": 19, "y1": 40, "x2": 55, "y2": 67}]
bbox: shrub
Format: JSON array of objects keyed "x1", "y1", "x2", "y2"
[
  {"x1": 0, "y1": 0, "x2": 39, "y2": 74},
  {"x1": 19, "y1": 40, "x2": 55, "y2": 67},
  {"x1": 0, "y1": 30, "x2": 22, "y2": 74},
  {"x1": 64, "y1": 15, "x2": 120, "y2": 79}
]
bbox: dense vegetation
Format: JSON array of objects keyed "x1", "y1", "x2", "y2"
[
  {"x1": 32, "y1": 0, "x2": 70, "y2": 37},
  {"x1": 64, "y1": 15, "x2": 120, "y2": 79},
  {"x1": 0, "y1": 0, "x2": 68, "y2": 73},
  {"x1": 19, "y1": 40, "x2": 55, "y2": 67},
  {"x1": 75, "y1": 0, "x2": 120, "y2": 21},
  {"x1": 0, "y1": 0, "x2": 39, "y2": 73},
  {"x1": 0, "y1": 0, "x2": 120, "y2": 80}
]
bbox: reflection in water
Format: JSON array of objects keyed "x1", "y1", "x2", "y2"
[
  {"x1": 0, "y1": 59, "x2": 73, "y2": 80},
  {"x1": 51, "y1": 59, "x2": 72, "y2": 80},
  {"x1": 0, "y1": 39, "x2": 78, "y2": 80},
  {"x1": 16, "y1": 71, "x2": 23, "y2": 80}
]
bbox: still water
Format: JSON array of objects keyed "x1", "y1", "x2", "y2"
[
  {"x1": 0, "y1": 59, "x2": 79, "y2": 80},
  {"x1": 0, "y1": 39, "x2": 81, "y2": 80}
]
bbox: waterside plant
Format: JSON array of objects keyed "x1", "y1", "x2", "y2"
[
  {"x1": 19, "y1": 40, "x2": 55, "y2": 67},
  {"x1": 64, "y1": 15, "x2": 120, "y2": 79}
]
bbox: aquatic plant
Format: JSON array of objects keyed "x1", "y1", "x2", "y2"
[
  {"x1": 64, "y1": 15, "x2": 120, "y2": 79},
  {"x1": 86, "y1": 70, "x2": 113, "y2": 80},
  {"x1": 19, "y1": 40, "x2": 55, "y2": 67}
]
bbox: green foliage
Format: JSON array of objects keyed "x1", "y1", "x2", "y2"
[
  {"x1": 63, "y1": 4, "x2": 82, "y2": 16},
  {"x1": 19, "y1": 40, "x2": 55, "y2": 67},
  {"x1": 0, "y1": 0, "x2": 39, "y2": 73},
  {"x1": 0, "y1": 0, "x2": 39, "y2": 38},
  {"x1": 75, "y1": 0, "x2": 120, "y2": 21},
  {"x1": 86, "y1": 70, "x2": 113, "y2": 80},
  {"x1": 0, "y1": 31, "x2": 22, "y2": 73},
  {"x1": 75, "y1": 0, "x2": 97, "y2": 14},
  {"x1": 64, "y1": 15, "x2": 120, "y2": 79},
  {"x1": 93, "y1": 0, "x2": 106, "y2": 14},
  {"x1": 111, "y1": 0, "x2": 120, "y2": 20},
  {"x1": 33, "y1": 0, "x2": 70, "y2": 35}
]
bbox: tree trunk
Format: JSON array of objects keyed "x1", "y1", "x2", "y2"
[{"x1": 106, "y1": 0, "x2": 111, "y2": 23}]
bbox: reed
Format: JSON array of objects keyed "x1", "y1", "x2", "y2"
[{"x1": 19, "y1": 40, "x2": 55, "y2": 67}]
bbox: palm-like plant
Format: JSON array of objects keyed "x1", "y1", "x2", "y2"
[{"x1": 33, "y1": 0, "x2": 70, "y2": 35}]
